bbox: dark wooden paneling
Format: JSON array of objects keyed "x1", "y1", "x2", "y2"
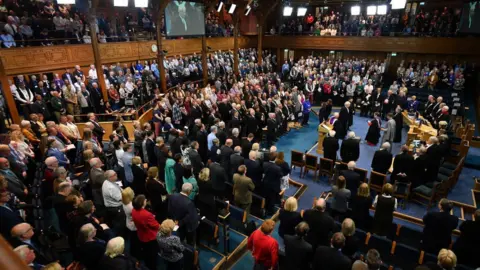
[{"x1": 263, "y1": 36, "x2": 480, "y2": 55}]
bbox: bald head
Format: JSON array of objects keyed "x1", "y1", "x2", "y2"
[
  {"x1": 11, "y1": 223, "x2": 33, "y2": 240},
  {"x1": 226, "y1": 139, "x2": 233, "y2": 146},
  {"x1": 234, "y1": 146, "x2": 241, "y2": 153},
  {"x1": 315, "y1": 198, "x2": 326, "y2": 212},
  {"x1": 45, "y1": 156, "x2": 59, "y2": 167}
]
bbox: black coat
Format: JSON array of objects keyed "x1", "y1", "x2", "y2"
[
  {"x1": 146, "y1": 139, "x2": 157, "y2": 166},
  {"x1": 217, "y1": 129, "x2": 227, "y2": 146},
  {"x1": 340, "y1": 170, "x2": 361, "y2": 197},
  {"x1": 245, "y1": 115, "x2": 258, "y2": 136},
  {"x1": 74, "y1": 240, "x2": 106, "y2": 269},
  {"x1": 209, "y1": 162, "x2": 228, "y2": 192},
  {"x1": 313, "y1": 246, "x2": 351, "y2": 270},
  {"x1": 278, "y1": 209, "x2": 302, "y2": 238},
  {"x1": 391, "y1": 152, "x2": 414, "y2": 182},
  {"x1": 0, "y1": 204, "x2": 23, "y2": 241},
  {"x1": 333, "y1": 120, "x2": 345, "y2": 140},
  {"x1": 323, "y1": 136, "x2": 339, "y2": 162},
  {"x1": 422, "y1": 211, "x2": 459, "y2": 253},
  {"x1": 453, "y1": 219, "x2": 480, "y2": 268},
  {"x1": 412, "y1": 154, "x2": 429, "y2": 187},
  {"x1": 351, "y1": 195, "x2": 373, "y2": 231},
  {"x1": 245, "y1": 158, "x2": 263, "y2": 189},
  {"x1": 371, "y1": 149, "x2": 393, "y2": 174},
  {"x1": 262, "y1": 161, "x2": 283, "y2": 193},
  {"x1": 284, "y1": 235, "x2": 313, "y2": 270},
  {"x1": 393, "y1": 112, "x2": 403, "y2": 143},
  {"x1": 167, "y1": 193, "x2": 199, "y2": 233},
  {"x1": 219, "y1": 145, "x2": 234, "y2": 173},
  {"x1": 340, "y1": 138, "x2": 360, "y2": 162},
  {"x1": 97, "y1": 254, "x2": 141, "y2": 270},
  {"x1": 302, "y1": 209, "x2": 335, "y2": 248},
  {"x1": 131, "y1": 165, "x2": 147, "y2": 196},
  {"x1": 365, "y1": 118, "x2": 381, "y2": 145},
  {"x1": 230, "y1": 153, "x2": 244, "y2": 176},
  {"x1": 187, "y1": 149, "x2": 203, "y2": 176},
  {"x1": 208, "y1": 145, "x2": 220, "y2": 163},
  {"x1": 197, "y1": 179, "x2": 217, "y2": 221},
  {"x1": 241, "y1": 139, "x2": 253, "y2": 159},
  {"x1": 339, "y1": 106, "x2": 350, "y2": 131}
]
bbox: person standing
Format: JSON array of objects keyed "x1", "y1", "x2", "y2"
[
  {"x1": 283, "y1": 222, "x2": 313, "y2": 270},
  {"x1": 302, "y1": 198, "x2": 335, "y2": 250},
  {"x1": 371, "y1": 143, "x2": 393, "y2": 175},
  {"x1": 313, "y1": 232, "x2": 352, "y2": 270},
  {"x1": 157, "y1": 219, "x2": 185, "y2": 270},
  {"x1": 101, "y1": 170, "x2": 126, "y2": 235},
  {"x1": 248, "y1": 219, "x2": 279, "y2": 270},
  {"x1": 381, "y1": 113, "x2": 396, "y2": 148},
  {"x1": 167, "y1": 183, "x2": 199, "y2": 246},
  {"x1": 323, "y1": 130, "x2": 339, "y2": 163},
  {"x1": 365, "y1": 112, "x2": 382, "y2": 146},
  {"x1": 393, "y1": 107, "x2": 403, "y2": 143},
  {"x1": 131, "y1": 194, "x2": 160, "y2": 270},
  {"x1": 372, "y1": 184, "x2": 397, "y2": 237},
  {"x1": 233, "y1": 165, "x2": 255, "y2": 214},
  {"x1": 422, "y1": 199, "x2": 459, "y2": 254}
]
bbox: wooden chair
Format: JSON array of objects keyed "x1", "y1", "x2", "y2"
[
  {"x1": 291, "y1": 150, "x2": 305, "y2": 176},
  {"x1": 394, "y1": 179, "x2": 412, "y2": 209},
  {"x1": 354, "y1": 167, "x2": 369, "y2": 183},
  {"x1": 369, "y1": 171, "x2": 387, "y2": 193},
  {"x1": 303, "y1": 154, "x2": 319, "y2": 179},
  {"x1": 319, "y1": 158, "x2": 335, "y2": 180}
]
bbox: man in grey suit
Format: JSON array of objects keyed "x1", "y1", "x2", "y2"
[
  {"x1": 0, "y1": 158, "x2": 27, "y2": 200},
  {"x1": 89, "y1": 158, "x2": 105, "y2": 207},
  {"x1": 381, "y1": 113, "x2": 396, "y2": 150},
  {"x1": 233, "y1": 165, "x2": 255, "y2": 214}
]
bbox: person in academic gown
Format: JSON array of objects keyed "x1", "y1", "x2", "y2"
[
  {"x1": 365, "y1": 112, "x2": 381, "y2": 146},
  {"x1": 393, "y1": 107, "x2": 403, "y2": 143}
]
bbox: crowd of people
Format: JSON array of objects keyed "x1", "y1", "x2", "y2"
[
  {"x1": 0, "y1": 45, "x2": 477, "y2": 270},
  {"x1": 251, "y1": 198, "x2": 478, "y2": 269},
  {"x1": 0, "y1": 1, "x2": 236, "y2": 48},
  {"x1": 395, "y1": 59, "x2": 466, "y2": 91},
  {"x1": 274, "y1": 6, "x2": 462, "y2": 37},
  {"x1": 0, "y1": 48, "x2": 277, "y2": 132},
  {"x1": 0, "y1": 46, "x2": 329, "y2": 269}
]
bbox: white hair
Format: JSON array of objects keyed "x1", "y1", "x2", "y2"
[
  {"x1": 210, "y1": 126, "x2": 217, "y2": 132},
  {"x1": 194, "y1": 119, "x2": 201, "y2": 125},
  {"x1": 104, "y1": 170, "x2": 116, "y2": 179},
  {"x1": 45, "y1": 156, "x2": 58, "y2": 166},
  {"x1": 89, "y1": 158, "x2": 100, "y2": 167},
  {"x1": 347, "y1": 161, "x2": 356, "y2": 170},
  {"x1": 344, "y1": 101, "x2": 351, "y2": 107},
  {"x1": 232, "y1": 128, "x2": 239, "y2": 136},
  {"x1": 13, "y1": 245, "x2": 30, "y2": 262},
  {"x1": 442, "y1": 106, "x2": 449, "y2": 111},
  {"x1": 334, "y1": 112, "x2": 339, "y2": 117},
  {"x1": 219, "y1": 121, "x2": 225, "y2": 128},
  {"x1": 20, "y1": 120, "x2": 30, "y2": 128},
  {"x1": 381, "y1": 142, "x2": 391, "y2": 150},
  {"x1": 270, "y1": 146, "x2": 277, "y2": 153},
  {"x1": 329, "y1": 130, "x2": 336, "y2": 137},
  {"x1": 249, "y1": 151, "x2": 256, "y2": 160},
  {"x1": 182, "y1": 183, "x2": 193, "y2": 193},
  {"x1": 105, "y1": 237, "x2": 125, "y2": 258},
  {"x1": 347, "y1": 131, "x2": 356, "y2": 138}
]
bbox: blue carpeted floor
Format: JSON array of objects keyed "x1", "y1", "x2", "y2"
[{"x1": 229, "y1": 111, "x2": 480, "y2": 269}]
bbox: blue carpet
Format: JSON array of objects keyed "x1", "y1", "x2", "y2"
[{"x1": 198, "y1": 246, "x2": 224, "y2": 270}]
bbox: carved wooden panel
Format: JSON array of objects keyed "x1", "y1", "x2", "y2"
[
  {"x1": 263, "y1": 36, "x2": 480, "y2": 55},
  {"x1": 0, "y1": 45, "x2": 94, "y2": 75}
]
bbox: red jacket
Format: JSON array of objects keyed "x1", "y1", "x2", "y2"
[
  {"x1": 131, "y1": 208, "x2": 159, "y2": 242},
  {"x1": 247, "y1": 229, "x2": 279, "y2": 268}
]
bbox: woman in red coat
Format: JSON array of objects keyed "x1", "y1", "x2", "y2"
[{"x1": 132, "y1": 194, "x2": 160, "y2": 270}]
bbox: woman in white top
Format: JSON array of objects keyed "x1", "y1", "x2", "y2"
[
  {"x1": 121, "y1": 187, "x2": 140, "y2": 259},
  {"x1": 113, "y1": 140, "x2": 125, "y2": 168}
]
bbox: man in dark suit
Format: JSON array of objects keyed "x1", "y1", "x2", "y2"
[
  {"x1": 87, "y1": 113, "x2": 105, "y2": 143},
  {"x1": 168, "y1": 4, "x2": 194, "y2": 36},
  {"x1": 422, "y1": 199, "x2": 459, "y2": 254},
  {"x1": 0, "y1": 189, "x2": 24, "y2": 241},
  {"x1": 168, "y1": 183, "x2": 200, "y2": 245},
  {"x1": 0, "y1": 158, "x2": 27, "y2": 200},
  {"x1": 323, "y1": 130, "x2": 339, "y2": 162},
  {"x1": 216, "y1": 122, "x2": 228, "y2": 146},
  {"x1": 424, "y1": 95, "x2": 436, "y2": 119},
  {"x1": 284, "y1": 222, "x2": 313, "y2": 270},
  {"x1": 187, "y1": 141, "x2": 204, "y2": 177},
  {"x1": 302, "y1": 198, "x2": 335, "y2": 249},
  {"x1": 426, "y1": 136, "x2": 442, "y2": 183},
  {"x1": 340, "y1": 132, "x2": 360, "y2": 162},
  {"x1": 263, "y1": 152, "x2": 283, "y2": 215},
  {"x1": 382, "y1": 90, "x2": 395, "y2": 119},
  {"x1": 89, "y1": 158, "x2": 106, "y2": 207},
  {"x1": 339, "y1": 102, "x2": 351, "y2": 134},
  {"x1": 219, "y1": 139, "x2": 234, "y2": 177},
  {"x1": 241, "y1": 134, "x2": 254, "y2": 159},
  {"x1": 391, "y1": 145, "x2": 414, "y2": 183},
  {"x1": 245, "y1": 151, "x2": 263, "y2": 195},
  {"x1": 10, "y1": 223, "x2": 52, "y2": 265},
  {"x1": 313, "y1": 232, "x2": 351, "y2": 270},
  {"x1": 453, "y1": 209, "x2": 480, "y2": 267},
  {"x1": 230, "y1": 146, "x2": 244, "y2": 177},
  {"x1": 195, "y1": 124, "x2": 208, "y2": 163},
  {"x1": 88, "y1": 82, "x2": 105, "y2": 114},
  {"x1": 371, "y1": 142, "x2": 393, "y2": 174},
  {"x1": 266, "y1": 113, "x2": 277, "y2": 147},
  {"x1": 245, "y1": 109, "x2": 259, "y2": 140},
  {"x1": 209, "y1": 160, "x2": 228, "y2": 198},
  {"x1": 332, "y1": 113, "x2": 345, "y2": 140},
  {"x1": 145, "y1": 131, "x2": 157, "y2": 167},
  {"x1": 340, "y1": 161, "x2": 361, "y2": 197}
]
